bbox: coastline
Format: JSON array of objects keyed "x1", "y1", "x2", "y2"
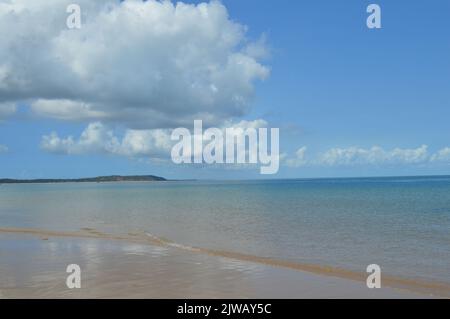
[
  {"x1": 0, "y1": 227, "x2": 446, "y2": 299},
  {"x1": 0, "y1": 175, "x2": 167, "y2": 185}
]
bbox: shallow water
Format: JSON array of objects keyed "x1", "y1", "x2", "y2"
[
  {"x1": 1, "y1": 176, "x2": 449, "y2": 285},
  {"x1": 0, "y1": 234, "x2": 421, "y2": 298}
]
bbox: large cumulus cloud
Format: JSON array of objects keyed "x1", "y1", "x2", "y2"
[{"x1": 0, "y1": 0, "x2": 269, "y2": 128}]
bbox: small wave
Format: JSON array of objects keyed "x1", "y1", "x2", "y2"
[{"x1": 145, "y1": 232, "x2": 201, "y2": 252}]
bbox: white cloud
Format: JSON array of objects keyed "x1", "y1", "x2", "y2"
[
  {"x1": 285, "y1": 146, "x2": 307, "y2": 167},
  {"x1": 0, "y1": 144, "x2": 8, "y2": 153},
  {"x1": 41, "y1": 119, "x2": 269, "y2": 161},
  {"x1": 430, "y1": 147, "x2": 450, "y2": 163},
  {"x1": 41, "y1": 122, "x2": 118, "y2": 155},
  {"x1": 0, "y1": 0, "x2": 269, "y2": 129},
  {"x1": 41, "y1": 122, "x2": 172, "y2": 158},
  {"x1": 221, "y1": 119, "x2": 268, "y2": 130},
  {"x1": 318, "y1": 145, "x2": 429, "y2": 166},
  {"x1": 116, "y1": 129, "x2": 173, "y2": 157},
  {"x1": 284, "y1": 145, "x2": 434, "y2": 167},
  {"x1": 31, "y1": 100, "x2": 108, "y2": 121}
]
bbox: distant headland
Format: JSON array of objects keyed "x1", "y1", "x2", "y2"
[{"x1": 0, "y1": 175, "x2": 167, "y2": 184}]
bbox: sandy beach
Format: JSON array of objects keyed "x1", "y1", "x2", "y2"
[{"x1": 0, "y1": 228, "x2": 441, "y2": 299}]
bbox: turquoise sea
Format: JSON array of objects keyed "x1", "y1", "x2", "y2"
[{"x1": 1, "y1": 176, "x2": 449, "y2": 284}]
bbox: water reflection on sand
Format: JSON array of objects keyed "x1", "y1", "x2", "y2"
[{"x1": 0, "y1": 234, "x2": 424, "y2": 299}]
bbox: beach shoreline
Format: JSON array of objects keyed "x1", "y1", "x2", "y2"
[{"x1": 0, "y1": 227, "x2": 445, "y2": 299}]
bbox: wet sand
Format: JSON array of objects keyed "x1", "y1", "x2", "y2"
[{"x1": 0, "y1": 228, "x2": 442, "y2": 299}]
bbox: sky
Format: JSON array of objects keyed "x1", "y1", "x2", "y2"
[{"x1": 0, "y1": 0, "x2": 449, "y2": 180}]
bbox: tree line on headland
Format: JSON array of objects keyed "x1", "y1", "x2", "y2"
[{"x1": 0, "y1": 175, "x2": 167, "y2": 184}]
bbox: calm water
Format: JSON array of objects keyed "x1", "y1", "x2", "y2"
[{"x1": 1, "y1": 176, "x2": 449, "y2": 284}]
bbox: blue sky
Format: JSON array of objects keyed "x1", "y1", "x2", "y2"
[{"x1": 0, "y1": 0, "x2": 449, "y2": 179}]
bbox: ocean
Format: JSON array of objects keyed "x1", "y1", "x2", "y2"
[{"x1": 1, "y1": 176, "x2": 449, "y2": 285}]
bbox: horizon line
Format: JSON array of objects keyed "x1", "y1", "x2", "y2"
[{"x1": 1, "y1": 173, "x2": 450, "y2": 184}]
